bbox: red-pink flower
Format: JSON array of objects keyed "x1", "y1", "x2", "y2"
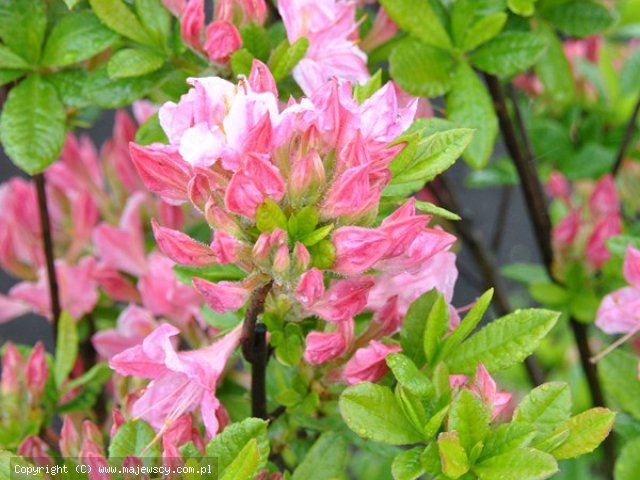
[
  {"x1": 343, "y1": 340, "x2": 401, "y2": 384},
  {"x1": 450, "y1": 363, "x2": 512, "y2": 419}
]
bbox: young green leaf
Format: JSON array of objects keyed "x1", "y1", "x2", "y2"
[
  {"x1": 480, "y1": 422, "x2": 537, "y2": 459},
  {"x1": 599, "y1": 349, "x2": 640, "y2": 420},
  {"x1": 288, "y1": 206, "x2": 319, "y2": 239},
  {"x1": 308, "y1": 239, "x2": 336, "y2": 269},
  {"x1": 54, "y1": 312, "x2": 78, "y2": 388},
  {"x1": 0, "y1": 75, "x2": 66, "y2": 174},
  {"x1": 230, "y1": 48, "x2": 255, "y2": 77},
  {"x1": 473, "y1": 448, "x2": 558, "y2": 480},
  {"x1": 391, "y1": 447, "x2": 425, "y2": 480},
  {"x1": 205, "y1": 418, "x2": 270, "y2": 474},
  {"x1": 461, "y1": 13, "x2": 508, "y2": 52},
  {"x1": 340, "y1": 382, "x2": 425, "y2": 445},
  {"x1": 436, "y1": 289, "x2": 493, "y2": 363},
  {"x1": 240, "y1": 23, "x2": 271, "y2": 62},
  {"x1": 135, "y1": 113, "x2": 169, "y2": 145},
  {"x1": 256, "y1": 198, "x2": 288, "y2": 233},
  {"x1": 542, "y1": 0, "x2": 617, "y2": 37},
  {"x1": 387, "y1": 353, "x2": 432, "y2": 397},
  {"x1": 220, "y1": 439, "x2": 260, "y2": 480},
  {"x1": 269, "y1": 37, "x2": 309, "y2": 81},
  {"x1": 449, "y1": 390, "x2": 490, "y2": 454},
  {"x1": 380, "y1": 0, "x2": 451, "y2": 50},
  {"x1": 470, "y1": 31, "x2": 547, "y2": 77},
  {"x1": 291, "y1": 433, "x2": 348, "y2": 480},
  {"x1": 414, "y1": 200, "x2": 461, "y2": 221},
  {"x1": 389, "y1": 38, "x2": 456, "y2": 97},
  {"x1": 0, "y1": 46, "x2": 30, "y2": 69},
  {"x1": 400, "y1": 290, "x2": 440, "y2": 366},
  {"x1": 41, "y1": 12, "x2": 118, "y2": 67},
  {"x1": 108, "y1": 419, "x2": 161, "y2": 459},
  {"x1": 514, "y1": 382, "x2": 571, "y2": 441},
  {"x1": 547, "y1": 408, "x2": 616, "y2": 460},
  {"x1": 107, "y1": 48, "x2": 164, "y2": 79},
  {"x1": 447, "y1": 62, "x2": 497, "y2": 169},
  {"x1": 134, "y1": 0, "x2": 172, "y2": 48},
  {"x1": 89, "y1": 0, "x2": 155, "y2": 46},
  {"x1": 508, "y1": 0, "x2": 536, "y2": 17},
  {"x1": 173, "y1": 264, "x2": 247, "y2": 285},
  {"x1": 354, "y1": 70, "x2": 383, "y2": 104},
  {"x1": 446, "y1": 308, "x2": 560, "y2": 374},
  {"x1": 438, "y1": 432, "x2": 469, "y2": 479},
  {"x1": 0, "y1": 0, "x2": 46, "y2": 64},
  {"x1": 423, "y1": 294, "x2": 449, "y2": 364},
  {"x1": 58, "y1": 363, "x2": 113, "y2": 413},
  {"x1": 615, "y1": 436, "x2": 640, "y2": 480}
]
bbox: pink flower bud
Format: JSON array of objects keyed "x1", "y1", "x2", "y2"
[
  {"x1": 331, "y1": 226, "x2": 390, "y2": 275},
  {"x1": 1, "y1": 342, "x2": 23, "y2": 394},
  {"x1": 272, "y1": 244, "x2": 290, "y2": 277},
  {"x1": 18, "y1": 436, "x2": 52, "y2": 467},
  {"x1": 249, "y1": 60, "x2": 277, "y2": 96},
  {"x1": 180, "y1": 0, "x2": 205, "y2": 51},
  {"x1": 589, "y1": 174, "x2": 619, "y2": 218},
  {"x1": 152, "y1": 219, "x2": 218, "y2": 266},
  {"x1": 624, "y1": 246, "x2": 640, "y2": 288},
  {"x1": 304, "y1": 330, "x2": 347, "y2": 364},
  {"x1": 216, "y1": 0, "x2": 267, "y2": 26},
  {"x1": 295, "y1": 268, "x2": 325, "y2": 307},
  {"x1": 193, "y1": 278, "x2": 254, "y2": 313},
  {"x1": 343, "y1": 341, "x2": 401, "y2": 385},
  {"x1": 321, "y1": 164, "x2": 378, "y2": 221},
  {"x1": 211, "y1": 231, "x2": 246, "y2": 264},
  {"x1": 204, "y1": 21, "x2": 242, "y2": 64},
  {"x1": 552, "y1": 208, "x2": 581, "y2": 249},
  {"x1": 292, "y1": 242, "x2": 311, "y2": 275},
  {"x1": 586, "y1": 215, "x2": 622, "y2": 269},
  {"x1": 205, "y1": 200, "x2": 242, "y2": 236},
  {"x1": 546, "y1": 170, "x2": 571, "y2": 200},
  {"x1": 60, "y1": 416, "x2": 81, "y2": 457},
  {"x1": 26, "y1": 342, "x2": 48, "y2": 400},
  {"x1": 289, "y1": 151, "x2": 325, "y2": 204}
]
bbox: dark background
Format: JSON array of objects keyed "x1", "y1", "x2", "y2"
[{"x1": 0, "y1": 110, "x2": 540, "y2": 352}]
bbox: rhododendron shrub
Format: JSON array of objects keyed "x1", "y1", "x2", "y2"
[{"x1": 0, "y1": 0, "x2": 636, "y2": 479}]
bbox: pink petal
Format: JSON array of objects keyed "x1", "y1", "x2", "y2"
[
  {"x1": 129, "y1": 143, "x2": 192, "y2": 202},
  {"x1": 152, "y1": 219, "x2": 218, "y2": 266},
  {"x1": 331, "y1": 226, "x2": 390, "y2": 275},
  {"x1": 193, "y1": 278, "x2": 252, "y2": 313}
]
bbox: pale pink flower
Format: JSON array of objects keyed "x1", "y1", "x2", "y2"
[
  {"x1": 450, "y1": 363, "x2": 512, "y2": 419},
  {"x1": 110, "y1": 324, "x2": 242, "y2": 436},
  {"x1": 192, "y1": 276, "x2": 256, "y2": 314},
  {"x1": 92, "y1": 305, "x2": 158, "y2": 360},
  {"x1": 152, "y1": 219, "x2": 219, "y2": 266},
  {"x1": 343, "y1": 340, "x2": 401, "y2": 384},
  {"x1": 215, "y1": 0, "x2": 267, "y2": 26}
]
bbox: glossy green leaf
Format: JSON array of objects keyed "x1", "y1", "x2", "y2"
[
  {"x1": 269, "y1": 37, "x2": 309, "y2": 81},
  {"x1": 542, "y1": 0, "x2": 617, "y2": 37},
  {"x1": 438, "y1": 432, "x2": 469, "y2": 479},
  {"x1": 230, "y1": 48, "x2": 255, "y2": 77},
  {"x1": 480, "y1": 422, "x2": 537, "y2": 459},
  {"x1": 473, "y1": 448, "x2": 558, "y2": 480},
  {"x1": 534, "y1": 25, "x2": 575, "y2": 107},
  {"x1": 414, "y1": 200, "x2": 461, "y2": 221},
  {"x1": 600, "y1": 349, "x2": 640, "y2": 420},
  {"x1": 108, "y1": 420, "x2": 161, "y2": 459},
  {"x1": 447, "y1": 62, "x2": 497, "y2": 169},
  {"x1": 291, "y1": 433, "x2": 348, "y2": 480},
  {"x1": 508, "y1": 0, "x2": 537, "y2": 16},
  {"x1": 400, "y1": 290, "x2": 440, "y2": 366},
  {"x1": 89, "y1": 0, "x2": 154, "y2": 45},
  {"x1": 449, "y1": 390, "x2": 490, "y2": 453},
  {"x1": 220, "y1": 439, "x2": 260, "y2": 480},
  {"x1": 0, "y1": 0, "x2": 46, "y2": 64},
  {"x1": 514, "y1": 382, "x2": 571, "y2": 441},
  {"x1": 173, "y1": 264, "x2": 247, "y2": 285},
  {"x1": 54, "y1": 312, "x2": 78, "y2": 388},
  {"x1": 0, "y1": 46, "x2": 30, "y2": 69},
  {"x1": 340, "y1": 382, "x2": 424, "y2": 445},
  {"x1": 446, "y1": 308, "x2": 560, "y2": 374},
  {"x1": 134, "y1": 0, "x2": 172, "y2": 48},
  {"x1": 391, "y1": 447, "x2": 425, "y2": 480},
  {"x1": 256, "y1": 198, "x2": 288, "y2": 233},
  {"x1": 387, "y1": 353, "x2": 432, "y2": 397},
  {"x1": 107, "y1": 48, "x2": 164, "y2": 78},
  {"x1": 82, "y1": 65, "x2": 168, "y2": 108},
  {"x1": 423, "y1": 294, "x2": 449, "y2": 363},
  {"x1": 380, "y1": 0, "x2": 451, "y2": 50},
  {"x1": 471, "y1": 31, "x2": 547, "y2": 77},
  {"x1": 0, "y1": 75, "x2": 66, "y2": 174},
  {"x1": 205, "y1": 418, "x2": 269, "y2": 474},
  {"x1": 548, "y1": 408, "x2": 616, "y2": 459},
  {"x1": 462, "y1": 13, "x2": 508, "y2": 52}
]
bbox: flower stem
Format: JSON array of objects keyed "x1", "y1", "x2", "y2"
[
  {"x1": 488, "y1": 74, "x2": 614, "y2": 479},
  {"x1": 34, "y1": 172, "x2": 61, "y2": 344},
  {"x1": 241, "y1": 282, "x2": 273, "y2": 419}
]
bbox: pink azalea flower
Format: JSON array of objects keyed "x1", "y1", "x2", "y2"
[
  {"x1": 331, "y1": 226, "x2": 390, "y2": 275},
  {"x1": 92, "y1": 305, "x2": 158, "y2": 360},
  {"x1": 546, "y1": 170, "x2": 571, "y2": 201},
  {"x1": 343, "y1": 340, "x2": 401, "y2": 384},
  {"x1": 215, "y1": 0, "x2": 267, "y2": 26},
  {"x1": 552, "y1": 208, "x2": 581, "y2": 249},
  {"x1": 203, "y1": 21, "x2": 243, "y2": 64},
  {"x1": 110, "y1": 324, "x2": 242, "y2": 437},
  {"x1": 304, "y1": 328, "x2": 350, "y2": 365},
  {"x1": 586, "y1": 215, "x2": 622, "y2": 269},
  {"x1": 450, "y1": 363, "x2": 512, "y2": 419},
  {"x1": 360, "y1": 6, "x2": 398, "y2": 52},
  {"x1": 589, "y1": 174, "x2": 619, "y2": 218}
]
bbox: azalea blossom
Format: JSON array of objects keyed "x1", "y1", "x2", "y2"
[{"x1": 450, "y1": 363, "x2": 512, "y2": 419}]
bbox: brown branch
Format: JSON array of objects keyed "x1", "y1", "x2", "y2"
[
  {"x1": 429, "y1": 177, "x2": 545, "y2": 386},
  {"x1": 241, "y1": 282, "x2": 273, "y2": 419},
  {"x1": 494, "y1": 75, "x2": 614, "y2": 479},
  {"x1": 612, "y1": 94, "x2": 640, "y2": 175},
  {"x1": 34, "y1": 173, "x2": 61, "y2": 344}
]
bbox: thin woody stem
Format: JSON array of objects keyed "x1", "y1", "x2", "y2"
[
  {"x1": 612, "y1": 94, "x2": 640, "y2": 175},
  {"x1": 489, "y1": 74, "x2": 614, "y2": 479},
  {"x1": 241, "y1": 282, "x2": 273, "y2": 419},
  {"x1": 34, "y1": 172, "x2": 61, "y2": 344}
]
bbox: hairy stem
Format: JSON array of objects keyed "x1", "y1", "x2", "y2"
[
  {"x1": 429, "y1": 177, "x2": 545, "y2": 386},
  {"x1": 612, "y1": 94, "x2": 640, "y2": 175},
  {"x1": 34, "y1": 173, "x2": 61, "y2": 344},
  {"x1": 241, "y1": 282, "x2": 273, "y2": 419},
  {"x1": 490, "y1": 75, "x2": 614, "y2": 478}
]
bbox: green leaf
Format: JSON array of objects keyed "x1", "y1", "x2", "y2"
[
  {"x1": 414, "y1": 200, "x2": 460, "y2": 221},
  {"x1": 89, "y1": 0, "x2": 155, "y2": 45},
  {"x1": 542, "y1": 0, "x2": 617, "y2": 37},
  {"x1": 0, "y1": 0, "x2": 46, "y2": 64},
  {"x1": 64, "y1": 0, "x2": 81, "y2": 8},
  {"x1": 447, "y1": 61, "x2": 497, "y2": 169},
  {"x1": 107, "y1": 48, "x2": 164, "y2": 79},
  {"x1": 462, "y1": 13, "x2": 508, "y2": 52},
  {"x1": 135, "y1": 112, "x2": 169, "y2": 145},
  {"x1": 291, "y1": 433, "x2": 348, "y2": 480},
  {"x1": 449, "y1": 390, "x2": 490, "y2": 453},
  {"x1": 438, "y1": 432, "x2": 469, "y2": 479},
  {"x1": 108, "y1": 420, "x2": 161, "y2": 459},
  {"x1": 83, "y1": 65, "x2": 168, "y2": 108},
  {"x1": 354, "y1": 70, "x2": 383, "y2": 104},
  {"x1": 400, "y1": 290, "x2": 439, "y2": 366},
  {"x1": 423, "y1": 294, "x2": 449, "y2": 364},
  {"x1": 501, "y1": 263, "x2": 550, "y2": 285},
  {"x1": 0, "y1": 69, "x2": 25, "y2": 87},
  {"x1": 529, "y1": 282, "x2": 570, "y2": 306},
  {"x1": 0, "y1": 46, "x2": 30, "y2": 69},
  {"x1": 446, "y1": 308, "x2": 560, "y2": 374},
  {"x1": 391, "y1": 447, "x2": 425, "y2": 480},
  {"x1": 230, "y1": 48, "x2": 255, "y2": 77},
  {"x1": 600, "y1": 349, "x2": 640, "y2": 420},
  {"x1": 269, "y1": 37, "x2": 309, "y2": 82},
  {"x1": 256, "y1": 198, "x2": 288, "y2": 233},
  {"x1": 436, "y1": 289, "x2": 493, "y2": 363},
  {"x1": 481, "y1": 423, "x2": 537, "y2": 459},
  {"x1": 134, "y1": 0, "x2": 172, "y2": 48},
  {"x1": 465, "y1": 155, "x2": 518, "y2": 188},
  {"x1": 274, "y1": 323, "x2": 304, "y2": 367},
  {"x1": 308, "y1": 239, "x2": 336, "y2": 269},
  {"x1": 288, "y1": 206, "x2": 319, "y2": 239},
  {"x1": 240, "y1": 23, "x2": 271, "y2": 62},
  {"x1": 41, "y1": 12, "x2": 118, "y2": 67},
  {"x1": 508, "y1": 0, "x2": 537, "y2": 17},
  {"x1": 340, "y1": 382, "x2": 424, "y2": 445},
  {"x1": 471, "y1": 31, "x2": 547, "y2": 77},
  {"x1": 299, "y1": 224, "x2": 333, "y2": 247},
  {"x1": 173, "y1": 264, "x2": 247, "y2": 285},
  {"x1": 0, "y1": 451, "x2": 45, "y2": 480},
  {"x1": 380, "y1": 0, "x2": 451, "y2": 50},
  {"x1": 205, "y1": 418, "x2": 269, "y2": 474},
  {"x1": 220, "y1": 439, "x2": 260, "y2": 480},
  {"x1": 548, "y1": 408, "x2": 616, "y2": 459},
  {"x1": 621, "y1": 49, "x2": 640, "y2": 97},
  {"x1": 386, "y1": 353, "x2": 432, "y2": 397},
  {"x1": 534, "y1": 25, "x2": 575, "y2": 108},
  {"x1": 615, "y1": 436, "x2": 640, "y2": 480},
  {"x1": 0, "y1": 75, "x2": 66, "y2": 174},
  {"x1": 473, "y1": 448, "x2": 558, "y2": 480},
  {"x1": 514, "y1": 382, "x2": 571, "y2": 441},
  {"x1": 389, "y1": 38, "x2": 456, "y2": 97},
  {"x1": 386, "y1": 126, "x2": 474, "y2": 196},
  {"x1": 53, "y1": 310, "x2": 78, "y2": 388},
  {"x1": 58, "y1": 363, "x2": 113, "y2": 413}
]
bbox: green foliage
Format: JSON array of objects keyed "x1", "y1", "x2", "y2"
[
  {"x1": 400, "y1": 290, "x2": 440, "y2": 366},
  {"x1": 173, "y1": 264, "x2": 247, "y2": 285},
  {"x1": 58, "y1": 363, "x2": 112, "y2": 413},
  {"x1": 107, "y1": 48, "x2": 165, "y2": 79},
  {"x1": 54, "y1": 311, "x2": 78, "y2": 388},
  {"x1": 256, "y1": 198, "x2": 288, "y2": 233},
  {"x1": 615, "y1": 436, "x2": 640, "y2": 480},
  {"x1": 0, "y1": 75, "x2": 66, "y2": 174},
  {"x1": 547, "y1": 408, "x2": 615, "y2": 459},
  {"x1": 380, "y1": 0, "x2": 451, "y2": 50},
  {"x1": 470, "y1": 31, "x2": 547, "y2": 77},
  {"x1": 446, "y1": 309, "x2": 560, "y2": 374},
  {"x1": 89, "y1": 0, "x2": 154, "y2": 46},
  {"x1": 108, "y1": 419, "x2": 161, "y2": 459},
  {"x1": 0, "y1": 0, "x2": 46, "y2": 64},
  {"x1": 291, "y1": 433, "x2": 348, "y2": 480},
  {"x1": 514, "y1": 382, "x2": 572, "y2": 441},
  {"x1": 541, "y1": 0, "x2": 618, "y2": 37},
  {"x1": 269, "y1": 37, "x2": 309, "y2": 82},
  {"x1": 438, "y1": 432, "x2": 470, "y2": 478},
  {"x1": 205, "y1": 418, "x2": 270, "y2": 475},
  {"x1": 600, "y1": 349, "x2": 640, "y2": 420}
]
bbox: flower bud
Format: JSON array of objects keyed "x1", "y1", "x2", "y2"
[
  {"x1": 288, "y1": 151, "x2": 325, "y2": 206},
  {"x1": 292, "y1": 242, "x2": 311, "y2": 276},
  {"x1": 1, "y1": 342, "x2": 23, "y2": 395},
  {"x1": 25, "y1": 342, "x2": 47, "y2": 401},
  {"x1": 272, "y1": 244, "x2": 290, "y2": 278},
  {"x1": 60, "y1": 416, "x2": 81, "y2": 457}
]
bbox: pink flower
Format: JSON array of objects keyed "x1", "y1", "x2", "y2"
[
  {"x1": 304, "y1": 327, "x2": 350, "y2": 365},
  {"x1": 589, "y1": 174, "x2": 619, "y2": 218},
  {"x1": 343, "y1": 340, "x2": 401, "y2": 384},
  {"x1": 278, "y1": 0, "x2": 369, "y2": 94},
  {"x1": 331, "y1": 227, "x2": 390, "y2": 275},
  {"x1": 203, "y1": 21, "x2": 242, "y2": 64},
  {"x1": 1, "y1": 342, "x2": 24, "y2": 395},
  {"x1": 308, "y1": 276, "x2": 375, "y2": 323},
  {"x1": 450, "y1": 363, "x2": 512, "y2": 419},
  {"x1": 586, "y1": 215, "x2": 622, "y2": 269},
  {"x1": 152, "y1": 220, "x2": 218, "y2": 266},
  {"x1": 110, "y1": 324, "x2": 242, "y2": 436},
  {"x1": 360, "y1": 6, "x2": 398, "y2": 52},
  {"x1": 25, "y1": 342, "x2": 48, "y2": 399},
  {"x1": 546, "y1": 170, "x2": 571, "y2": 200},
  {"x1": 181, "y1": 0, "x2": 205, "y2": 51},
  {"x1": 193, "y1": 277, "x2": 255, "y2": 313},
  {"x1": 92, "y1": 305, "x2": 158, "y2": 360},
  {"x1": 215, "y1": 0, "x2": 267, "y2": 26},
  {"x1": 552, "y1": 208, "x2": 581, "y2": 249}
]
